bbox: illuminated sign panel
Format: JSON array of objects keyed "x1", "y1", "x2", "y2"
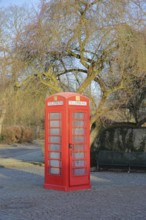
[
  {"x1": 48, "y1": 101, "x2": 64, "y2": 106},
  {"x1": 68, "y1": 101, "x2": 87, "y2": 106}
]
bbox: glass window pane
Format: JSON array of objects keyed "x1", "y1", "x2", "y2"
[
  {"x1": 50, "y1": 128, "x2": 60, "y2": 135},
  {"x1": 72, "y1": 152, "x2": 85, "y2": 159},
  {"x1": 50, "y1": 167, "x2": 60, "y2": 175},
  {"x1": 49, "y1": 136, "x2": 60, "y2": 143},
  {"x1": 73, "y1": 120, "x2": 85, "y2": 127},
  {"x1": 73, "y1": 160, "x2": 86, "y2": 167},
  {"x1": 50, "y1": 144, "x2": 60, "y2": 151},
  {"x1": 50, "y1": 152, "x2": 60, "y2": 159},
  {"x1": 49, "y1": 113, "x2": 61, "y2": 119},
  {"x1": 50, "y1": 160, "x2": 60, "y2": 167},
  {"x1": 73, "y1": 168, "x2": 86, "y2": 176},
  {"x1": 72, "y1": 136, "x2": 84, "y2": 143},
  {"x1": 50, "y1": 121, "x2": 60, "y2": 127},
  {"x1": 73, "y1": 113, "x2": 84, "y2": 119},
  {"x1": 73, "y1": 144, "x2": 85, "y2": 151},
  {"x1": 73, "y1": 128, "x2": 85, "y2": 135}
]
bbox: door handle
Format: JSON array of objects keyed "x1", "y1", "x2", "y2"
[{"x1": 69, "y1": 144, "x2": 73, "y2": 149}]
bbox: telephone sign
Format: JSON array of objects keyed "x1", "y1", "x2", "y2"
[
  {"x1": 48, "y1": 101, "x2": 64, "y2": 106},
  {"x1": 68, "y1": 101, "x2": 87, "y2": 106},
  {"x1": 44, "y1": 92, "x2": 91, "y2": 191}
]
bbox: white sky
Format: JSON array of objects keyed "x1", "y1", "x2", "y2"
[{"x1": 0, "y1": 0, "x2": 39, "y2": 8}]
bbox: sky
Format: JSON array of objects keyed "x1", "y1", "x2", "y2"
[{"x1": 0, "y1": 0, "x2": 39, "y2": 8}]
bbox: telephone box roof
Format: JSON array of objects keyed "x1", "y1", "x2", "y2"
[{"x1": 46, "y1": 92, "x2": 89, "y2": 99}]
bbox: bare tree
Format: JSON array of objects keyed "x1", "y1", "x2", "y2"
[
  {"x1": 0, "y1": 5, "x2": 34, "y2": 136},
  {"x1": 13, "y1": 0, "x2": 146, "y2": 145}
]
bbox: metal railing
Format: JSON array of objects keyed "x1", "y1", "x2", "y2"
[{"x1": 97, "y1": 151, "x2": 146, "y2": 171}]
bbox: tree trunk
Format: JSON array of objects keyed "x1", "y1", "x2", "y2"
[
  {"x1": 0, "y1": 98, "x2": 7, "y2": 136},
  {"x1": 90, "y1": 119, "x2": 102, "y2": 146}
]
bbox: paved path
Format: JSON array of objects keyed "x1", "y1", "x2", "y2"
[{"x1": 0, "y1": 144, "x2": 146, "y2": 220}]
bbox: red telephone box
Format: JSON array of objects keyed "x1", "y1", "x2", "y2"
[{"x1": 44, "y1": 92, "x2": 91, "y2": 191}]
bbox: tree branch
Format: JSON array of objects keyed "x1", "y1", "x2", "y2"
[
  {"x1": 57, "y1": 68, "x2": 87, "y2": 77},
  {"x1": 137, "y1": 117, "x2": 146, "y2": 127}
]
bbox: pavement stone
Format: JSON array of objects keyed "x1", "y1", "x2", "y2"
[{"x1": 0, "y1": 143, "x2": 146, "y2": 220}]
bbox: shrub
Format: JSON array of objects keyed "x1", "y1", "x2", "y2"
[
  {"x1": 21, "y1": 126, "x2": 34, "y2": 143},
  {"x1": 2, "y1": 126, "x2": 34, "y2": 144}
]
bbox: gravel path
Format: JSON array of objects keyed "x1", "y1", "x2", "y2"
[{"x1": 0, "y1": 143, "x2": 146, "y2": 220}]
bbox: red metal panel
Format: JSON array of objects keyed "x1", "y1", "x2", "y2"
[
  {"x1": 68, "y1": 108, "x2": 90, "y2": 189},
  {"x1": 44, "y1": 92, "x2": 91, "y2": 191},
  {"x1": 44, "y1": 94, "x2": 68, "y2": 190}
]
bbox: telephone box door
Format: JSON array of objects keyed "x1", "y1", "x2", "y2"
[{"x1": 69, "y1": 108, "x2": 90, "y2": 186}]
